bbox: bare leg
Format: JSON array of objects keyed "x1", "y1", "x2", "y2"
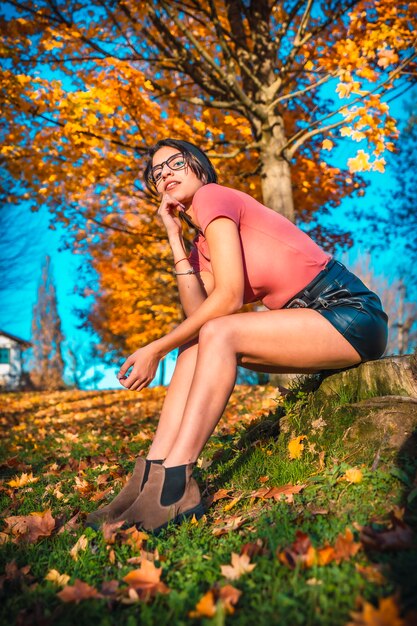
[
  {"x1": 146, "y1": 340, "x2": 198, "y2": 460},
  {"x1": 163, "y1": 309, "x2": 361, "y2": 466}
]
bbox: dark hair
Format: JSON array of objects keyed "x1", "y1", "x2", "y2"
[{"x1": 144, "y1": 138, "x2": 218, "y2": 194}]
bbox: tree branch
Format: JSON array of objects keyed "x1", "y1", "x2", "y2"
[
  {"x1": 284, "y1": 47, "x2": 417, "y2": 157},
  {"x1": 156, "y1": 0, "x2": 260, "y2": 117}
]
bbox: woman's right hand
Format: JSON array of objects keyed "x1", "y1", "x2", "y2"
[{"x1": 157, "y1": 192, "x2": 185, "y2": 239}]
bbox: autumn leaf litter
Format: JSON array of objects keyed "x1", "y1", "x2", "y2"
[{"x1": 0, "y1": 385, "x2": 416, "y2": 625}]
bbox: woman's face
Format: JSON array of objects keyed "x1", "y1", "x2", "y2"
[{"x1": 152, "y1": 146, "x2": 204, "y2": 208}]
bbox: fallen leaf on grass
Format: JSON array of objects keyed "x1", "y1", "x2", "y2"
[
  {"x1": 347, "y1": 595, "x2": 404, "y2": 626},
  {"x1": 355, "y1": 564, "x2": 387, "y2": 584},
  {"x1": 218, "y1": 585, "x2": 242, "y2": 615},
  {"x1": 7, "y1": 472, "x2": 39, "y2": 488},
  {"x1": 57, "y1": 579, "x2": 103, "y2": 603},
  {"x1": 124, "y1": 527, "x2": 149, "y2": 552},
  {"x1": 279, "y1": 528, "x2": 361, "y2": 569},
  {"x1": 56, "y1": 512, "x2": 80, "y2": 534},
  {"x1": 212, "y1": 515, "x2": 246, "y2": 537},
  {"x1": 89, "y1": 486, "x2": 114, "y2": 502},
  {"x1": 0, "y1": 457, "x2": 29, "y2": 471},
  {"x1": 123, "y1": 558, "x2": 169, "y2": 599},
  {"x1": 45, "y1": 569, "x2": 71, "y2": 587},
  {"x1": 211, "y1": 489, "x2": 233, "y2": 503},
  {"x1": 316, "y1": 545, "x2": 336, "y2": 566},
  {"x1": 333, "y1": 528, "x2": 361, "y2": 563},
  {"x1": 101, "y1": 522, "x2": 148, "y2": 551},
  {"x1": 278, "y1": 531, "x2": 316, "y2": 569},
  {"x1": 70, "y1": 534, "x2": 88, "y2": 561},
  {"x1": 196, "y1": 457, "x2": 213, "y2": 470},
  {"x1": 73, "y1": 476, "x2": 92, "y2": 495},
  {"x1": 127, "y1": 548, "x2": 161, "y2": 565},
  {"x1": 0, "y1": 561, "x2": 33, "y2": 590},
  {"x1": 360, "y1": 516, "x2": 415, "y2": 552},
  {"x1": 288, "y1": 435, "x2": 306, "y2": 459},
  {"x1": 3, "y1": 510, "x2": 56, "y2": 543},
  {"x1": 344, "y1": 468, "x2": 363, "y2": 484},
  {"x1": 53, "y1": 486, "x2": 65, "y2": 499},
  {"x1": 223, "y1": 496, "x2": 242, "y2": 512},
  {"x1": 309, "y1": 507, "x2": 329, "y2": 516},
  {"x1": 220, "y1": 552, "x2": 256, "y2": 580},
  {"x1": 189, "y1": 584, "x2": 241, "y2": 618},
  {"x1": 189, "y1": 590, "x2": 217, "y2": 618},
  {"x1": 250, "y1": 483, "x2": 305, "y2": 503},
  {"x1": 101, "y1": 520, "x2": 126, "y2": 544},
  {"x1": 241, "y1": 539, "x2": 268, "y2": 558},
  {"x1": 101, "y1": 580, "x2": 120, "y2": 596}
]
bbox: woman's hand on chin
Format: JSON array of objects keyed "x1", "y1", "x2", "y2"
[{"x1": 157, "y1": 192, "x2": 185, "y2": 239}]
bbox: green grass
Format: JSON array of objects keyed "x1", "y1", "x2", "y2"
[{"x1": 0, "y1": 384, "x2": 416, "y2": 626}]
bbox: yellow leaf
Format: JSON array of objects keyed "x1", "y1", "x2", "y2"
[
  {"x1": 351, "y1": 130, "x2": 366, "y2": 142},
  {"x1": 372, "y1": 158, "x2": 386, "y2": 173},
  {"x1": 45, "y1": 569, "x2": 71, "y2": 587},
  {"x1": 336, "y1": 82, "x2": 358, "y2": 98},
  {"x1": 223, "y1": 496, "x2": 242, "y2": 512},
  {"x1": 8, "y1": 472, "x2": 39, "y2": 488},
  {"x1": 348, "y1": 150, "x2": 371, "y2": 173},
  {"x1": 377, "y1": 49, "x2": 399, "y2": 69},
  {"x1": 70, "y1": 534, "x2": 88, "y2": 561},
  {"x1": 304, "y1": 60, "x2": 314, "y2": 71},
  {"x1": 340, "y1": 127, "x2": 353, "y2": 137},
  {"x1": 43, "y1": 39, "x2": 64, "y2": 51},
  {"x1": 220, "y1": 552, "x2": 256, "y2": 580},
  {"x1": 288, "y1": 436, "x2": 306, "y2": 460},
  {"x1": 344, "y1": 468, "x2": 363, "y2": 484},
  {"x1": 322, "y1": 139, "x2": 333, "y2": 151},
  {"x1": 193, "y1": 120, "x2": 206, "y2": 133}
]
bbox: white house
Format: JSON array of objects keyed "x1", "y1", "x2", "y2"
[{"x1": 0, "y1": 330, "x2": 31, "y2": 390}]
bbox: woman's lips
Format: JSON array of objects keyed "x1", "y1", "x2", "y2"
[{"x1": 165, "y1": 181, "x2": 180, "y2": 191}]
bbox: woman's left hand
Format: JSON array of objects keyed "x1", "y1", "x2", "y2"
[{"x1": 117, "y1": 344, "x2": 161, "y2": 391}]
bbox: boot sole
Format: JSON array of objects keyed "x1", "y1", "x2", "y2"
[{"x1": 130, "y1": 502, "x2": 206, "y2": 534}]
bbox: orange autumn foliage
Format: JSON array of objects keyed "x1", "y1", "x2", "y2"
[{"x1": 1, "y1": 1, "x2": 416, "y2": 354}]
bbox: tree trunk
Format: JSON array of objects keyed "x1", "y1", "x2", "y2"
[
  {"x1": 272, "y1": 355, "x2": 417, "y2": 457},
  {"x1": 259, "y1": 122, "x2": 294, "y2": 222},
  {"x1": 316, "y1": 355, "x2": 417, "y2": 401}
]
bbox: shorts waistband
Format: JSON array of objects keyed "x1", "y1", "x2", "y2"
[{"x1": 284, "y1": 259, "x2": 345, "y2": 309}]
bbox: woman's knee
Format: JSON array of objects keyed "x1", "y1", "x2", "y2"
[{"x1": 198, "y1": 317, "x2": 236, "y2": 348}]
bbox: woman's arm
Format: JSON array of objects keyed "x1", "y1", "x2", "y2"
[
  {"x1": 158, "y1": 192, "x2": 211, "y2": 315},
  {"x1": 118, "y1": 217, "x2": 244, "y2": 390}
]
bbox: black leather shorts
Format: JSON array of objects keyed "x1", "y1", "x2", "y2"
[{"x1": 284, "y1": 259, "x2": 388, "y2": 361}]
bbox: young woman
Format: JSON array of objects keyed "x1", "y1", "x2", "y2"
[{"x1": 86, "y1": 139, "x2": 388, "y2": 532}]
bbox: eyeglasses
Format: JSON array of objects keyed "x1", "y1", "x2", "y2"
[{"x1": 150, "y1": 153, "x2": 186, "y2": 185}]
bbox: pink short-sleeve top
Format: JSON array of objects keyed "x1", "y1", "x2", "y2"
[{"x1": 188, "y1": 183, "x2": 331, "y2": 309}]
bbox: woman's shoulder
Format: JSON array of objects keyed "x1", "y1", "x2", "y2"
[
  {"x1": 193, "y1": 184, "x2": 247, "y2": 232},
  {"x1": 194, "y1": 183, "x2": 245, "y2": 203}
]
